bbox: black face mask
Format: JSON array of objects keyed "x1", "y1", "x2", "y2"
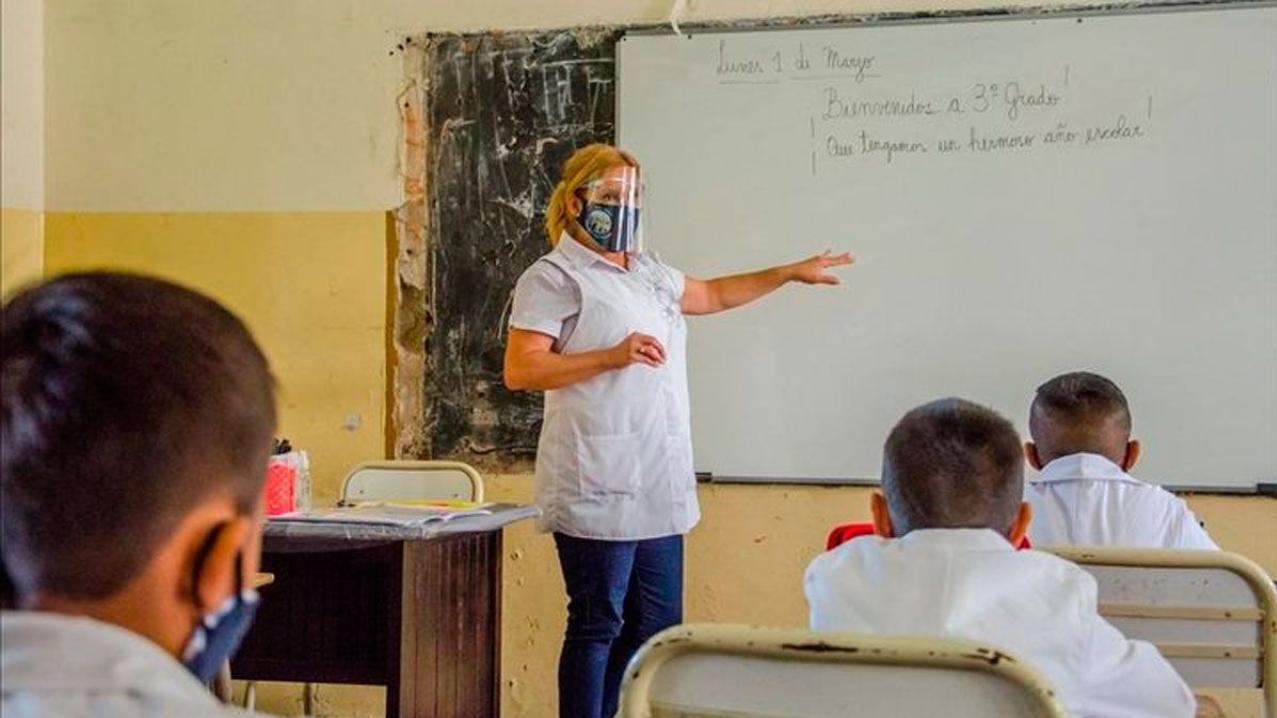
[{"x1": 577, "y1": 201, "x2": 642, "y2": 253}]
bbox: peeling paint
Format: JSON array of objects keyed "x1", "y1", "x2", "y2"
[
  {"x1": 963, "y1": 647, "x2": 1018, "y2": 666},
  {"x1": 393, "y1": 40, "x2": 430, "y2": 462},
  {"x1": 779, "y1": 641, "x2": 862, "y2": 655}
]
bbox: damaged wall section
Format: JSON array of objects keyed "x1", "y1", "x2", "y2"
[{"x1": 394, "y1": 29, "x2": 620, "y2": 468}]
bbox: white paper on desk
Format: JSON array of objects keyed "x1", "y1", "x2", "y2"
[{"x1": 272, "y1": 504, "x2": 493, "y2": 527}]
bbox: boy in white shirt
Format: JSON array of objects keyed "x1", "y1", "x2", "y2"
[
  {"x1": 1025, "y1": 371, "x2": 1217, "y2": 549},
  {"x1": 1, "y1": 273, "x2": 278, "y2": 717},
  {"x1": 805, "y1": 398, "x2": 1194, "y2": 718}
]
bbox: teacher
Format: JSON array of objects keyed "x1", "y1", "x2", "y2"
[{"x1": 504, "y1": 144, "x2": 852, "y2": 718}]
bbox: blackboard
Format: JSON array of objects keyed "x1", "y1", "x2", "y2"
[{"x1": 418, "y1": 29, "x2": 621, "y2": 462}]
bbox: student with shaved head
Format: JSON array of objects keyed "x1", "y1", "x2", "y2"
[
  {"x1": 805, "y1": 398, "x2": 1194, "y2": 718},
  {"x1": 2, "y1": 273, "x2": 278, "y2": 717},
  {"x1": 1025, "y1": 371, "x2": 1217, "y2": 549}
]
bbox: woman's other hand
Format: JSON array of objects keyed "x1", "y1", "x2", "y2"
[
  {"x1": 610, "y1": 332, "x2": 666, "y2": 368},
  {"x1": 787, "y1": 250, "x2": 855, "y2": 285}
]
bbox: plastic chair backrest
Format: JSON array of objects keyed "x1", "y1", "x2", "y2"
[
  {"x1": 619, "y1": 624, "x2": 1068, "y2": 718},
  {"x1": 339, "y1": 460, "x2": 484, "y2": 504},
  {"x1": 1048, "y1": 546, "x2": 1276, "y2": 716}
]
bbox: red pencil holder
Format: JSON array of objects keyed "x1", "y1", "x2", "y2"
[{"x1": 264, "y1": 459, "x2": 298, "y2": 515}]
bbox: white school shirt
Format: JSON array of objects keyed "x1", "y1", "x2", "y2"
[
  {"x1": 805, "y1": 529, "x2": 1195, "y2": 718},
  {"x1": 1, "y1": 611, "x2": 262, "y2": 717},
  {"x1": 1027, "y1": 453, "x2": 1219, "y2": 550},
  {"x1": 509, "y1": 234, "x2": 699, "y2": 540}
]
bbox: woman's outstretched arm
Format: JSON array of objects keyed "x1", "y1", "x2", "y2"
[{"x1": 680, "y1": 250, "x2": 854, "y2": 316}]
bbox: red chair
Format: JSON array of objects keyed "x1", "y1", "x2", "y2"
[{"x1": 826, "y1": 522, "x2": 1031, "y2": 551}]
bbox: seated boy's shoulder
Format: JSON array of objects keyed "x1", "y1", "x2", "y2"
[
  {"x1": 808, "y1": 534, "x2": 888, "y2": 573},
  {"x1": 1016, "y1": 548, "x2": 1102, "y2": 591},
  {"x1": 1115, "y1": 476, "x2": 1196, "y2": 514}
]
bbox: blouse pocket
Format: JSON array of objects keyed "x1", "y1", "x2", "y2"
[{"x1": 575, "y1": 431, "x2": 644, "y2": 497}]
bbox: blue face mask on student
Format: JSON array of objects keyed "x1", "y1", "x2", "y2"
[
  {"x1": 577, "y1": 201, "x2": 641, "y2": 253},
  {"x1": 182, "y1": 548, "x2": 260, "y2": 683}
]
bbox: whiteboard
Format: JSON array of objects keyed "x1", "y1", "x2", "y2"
[{"x1": 617, "y1": 5, "x2": 1277, "y2": 490}]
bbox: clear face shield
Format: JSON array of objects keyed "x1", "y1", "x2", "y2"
[{"x1": 575, "y1": 166, "x2": 644, "y2": 254}]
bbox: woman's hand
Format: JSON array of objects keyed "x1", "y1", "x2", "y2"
[
  {"x1": 786, "y1": 250, "x2": 855, "y2": 285},
  {"x1": 609, "y1": 332, "x2": 666, "y2": 368}
]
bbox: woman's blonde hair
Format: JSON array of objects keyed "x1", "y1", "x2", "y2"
[{"x1": 544, "y1": 144, "x2": 640, "y2": 247}]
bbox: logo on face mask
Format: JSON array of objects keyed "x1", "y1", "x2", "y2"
[
  {"x1": 577, "y1": 202, "x2": 640, "y2": 253},
  {"x1": 583, "y1": 206, "x2": 614, "y2": 239}
]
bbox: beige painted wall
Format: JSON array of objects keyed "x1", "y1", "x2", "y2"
[
  {"x1": 2, "y1": 0, "x2": 45, "y2": 293},
  {"x1": 44, "y1": 0, "x2": 1184, "y2": 211},
  {"x1": 2, "y1": 0, "x2": 44, "y2": 210}
]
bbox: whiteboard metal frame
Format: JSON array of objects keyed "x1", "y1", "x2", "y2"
[
  {"x1": 617, "y1": 0, "x2": 1275, "y2": 40},
  {"x1": 697, "y1": 474, "x2": 1269, "y2": 495},
  {"x1": 616, "y1": 0, "x2": 1277, "y2": 494}
]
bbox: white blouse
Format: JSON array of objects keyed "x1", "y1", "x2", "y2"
[{"x1": 509, "y1": 234, "x2": 699, "y2": 540}]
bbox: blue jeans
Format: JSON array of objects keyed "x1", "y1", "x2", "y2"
[{"x1": 554, "y1": 533, "x2": 684, "y2": 718}]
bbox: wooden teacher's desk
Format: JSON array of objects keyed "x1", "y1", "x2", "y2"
[{"x1": 232, "y1": 505, "x2": 538, "y2": 718}]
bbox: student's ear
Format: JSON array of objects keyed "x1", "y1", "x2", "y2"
[
  {"x1": 186, "y1": 515, "x2": 255, "y2": 613},
  {"x1": 870, "y1": 491, "x2": 895, "y2": 538},
  {"x1": 1121, "y1": 440, "x2": 1141, "y2": 472},
  {"x1": 1007, "y1": 501, "x2": 1033, "y2": 547},
  {"x1": 1024, "y1": 442, "x2": 1044, "y2": 471}
]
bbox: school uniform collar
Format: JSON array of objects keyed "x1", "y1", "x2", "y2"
[
  {"x1": 556, "y1": 232, "x2": 635, "y2": 272},
  {"x1": 0, "y1": 610, "x2": 211, "y2": 700},
  {"x1": 1035, "y1": 452, "x2": 1139, "y2": 484},
  {"x1": 896, "y1": 527, "x2": 1017, "y2": 552}
]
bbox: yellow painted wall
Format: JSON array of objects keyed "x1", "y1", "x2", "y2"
[
  {"x1": 245, "y1": 475, "x2": 1274, "y2": 717},
  {"x1": 491, "y1": 479, "x2": 1277, "y2": 718},
  {"x1": 1, "y1": 209, "x2": 44, "y2": 297},
  {"x1": 42, "y1": 212, "x2": 389, "y2": 502}
]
